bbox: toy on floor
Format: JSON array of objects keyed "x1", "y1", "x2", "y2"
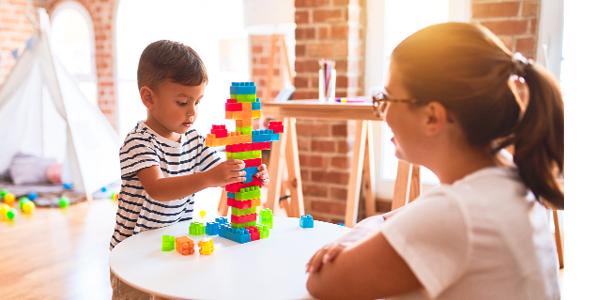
[
  {"x1": 19, "y1": 197, "x2": 35, "y2": 214},
  {"x1": 175, "y1": 236, "x2": 195, "y2": 255},
  {"x1": 27, "y1": 192, "x2": 38, "y2": 201},
  {"x1": 0, "y1": 203, "x2": 11, "y2": 221},
  {"x1": 198, "y1": 238, "x2": 214, "y2": 255},
  {"x1": 22, "y1": 201, "x2": 35, "y2": 214},
  {"x1": 1, "y1": 204, "x2": 16, "y2": 221},
  {"x1": 300, "y1": 214, "x2": 314, "y2": 228},
  {"x1": 58, "y1": 196, "x2": 70, "y2": 208},
  {"x1": 0, "y1": 189, "x2": 7, "y2": 198},
  {"x1": 3, "y1": 192, "x2": 15, "y2": 206},
  {"x1": 111, "y1": 192, "x2": 118, "y2": 202},
  {"x1": 205, "y1": 82, "x2": 283, "y2": 244}
]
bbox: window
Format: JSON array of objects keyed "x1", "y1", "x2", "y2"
[
  {"x1": 115, "y1": 0, "x2": 251, "y2": 139},
  {"x1": 50, "y1": 1, "x2": 97, "y2": 104},
  {"x1": 365, "y1": 0, "x2": 470, "y2": 199}
]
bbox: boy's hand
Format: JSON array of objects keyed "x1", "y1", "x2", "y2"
[
  {"x1": 206, "y1": 159, "x2": 246, "y2": 187},
  {"x1": 255, "y1": 164, "x2": 270, "y2": 186},
  {"x1": 306, "y1": 243, "x2": 347, "y2": 273}
]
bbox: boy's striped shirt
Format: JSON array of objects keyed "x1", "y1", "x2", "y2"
[{"x1": 110, "y1": 121, "x2": 222, "y2": 250}]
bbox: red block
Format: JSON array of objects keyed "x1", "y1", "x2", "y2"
[
  {"x1": 225, "y1": 178, "x2": 262, "y2": 193},
  {"x1": 225, "y1": 142, "x2": 271, "y2": 152},
  {"x1": 244, "y1": 158, "x2": 262, "y2": 168},
  {"x1": 211, "y1": 125, "x2": 228, "y2": 138},
  {"x1": 231, "y1": 213, "x2": 257, "y2": 224},
  {"x1": 268, "y1": 121, "x2": 284, "y2": 133},
  {"x1": 225, "y1": 99, "x2": 242, "y2": 111},
  {"x1": 227, "y1": 198, "x2": 252, "y2": 209},
  {"x1": 252, "y1": 142, "x2": 271, "y2": 150},
  {"x1": 248, "y1": 226, "x2": 260, "y2": 241}
]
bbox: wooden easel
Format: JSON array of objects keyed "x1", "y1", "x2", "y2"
[{"x1": 260, "y1": 101, "x2": 420, "y2": 226}]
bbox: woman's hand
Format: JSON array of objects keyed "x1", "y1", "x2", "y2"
[
  {"x1": 306, "y1": 243, "x2": 347, "y2": 273},
  {"x1": 255, "y1": 164, "x2": 270, "y2": 186}
]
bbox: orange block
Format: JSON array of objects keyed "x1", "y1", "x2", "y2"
[
  {"x1": 236, "y1": 119, "x2": 252, "y2": 128},
  {"x1": 175, "y1": 236, "x2": 195, "y2": 255}
]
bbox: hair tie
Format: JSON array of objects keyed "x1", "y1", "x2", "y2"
[
  {"x1": 512, "y1": 52, "x2": 530, "y2": 77},
  {"x1": 508, "y1": 52, "x2": 531, "y2": 122}
]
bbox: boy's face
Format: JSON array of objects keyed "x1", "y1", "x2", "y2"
[{"x1": 140, "y1": 80, "x2": 206, "y2": 135}]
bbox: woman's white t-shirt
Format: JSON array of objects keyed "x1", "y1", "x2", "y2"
[{"x1": 381, "y1": 167, "x2": 560, "y2": 300}]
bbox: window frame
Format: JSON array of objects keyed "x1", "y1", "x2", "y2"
[{"x1": 50, "y1": 0, "x2": 98, "y2": 103}]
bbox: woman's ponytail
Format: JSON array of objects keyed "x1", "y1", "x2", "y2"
[{"x1": 513, "y1": 61, "x2": 564, "y2": 209}]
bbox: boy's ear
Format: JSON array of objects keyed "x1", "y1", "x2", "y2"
[
  {"x1": 422, "y1": 101, "x2": 449, "y2": 136},
  {"x1": 140, "y1": 86, "x2": 154, "y2": 108}
]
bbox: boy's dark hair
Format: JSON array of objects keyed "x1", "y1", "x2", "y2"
[{"x1": 137, "y1": 40, "x2": 207, "y2": 89}]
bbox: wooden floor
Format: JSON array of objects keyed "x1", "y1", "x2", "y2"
[{"x1": 0, "y1": 199, "x2": 116, "y2": 299}]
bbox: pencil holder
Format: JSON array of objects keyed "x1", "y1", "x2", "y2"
[{"x1": 318, "y1": 59, "x2": 336, "y2": 102}]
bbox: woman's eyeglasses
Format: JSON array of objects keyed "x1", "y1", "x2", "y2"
[{"x1": 371, "y1": 91, "x2": 420, "y2": 118}]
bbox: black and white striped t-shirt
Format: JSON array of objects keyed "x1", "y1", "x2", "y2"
[{"x1": 110, "y1": 121, "x2": 222, "y2": 250}]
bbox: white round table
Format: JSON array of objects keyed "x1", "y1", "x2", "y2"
[{"x1": 110, "y1": 216, "x2": 349, "y2": 299}]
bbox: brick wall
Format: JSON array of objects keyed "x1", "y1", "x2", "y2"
[
  {"x1": 249, "y1": 34, "x2": 286, "y2": 101},
  {"x1": 0, "y1": 0, "x2": 39, "y2": 84},
  {"x1": 46, "y1": 0, "x2": 117, "y2": 128},
  {"x1": 472, "y1": 0, "x2": 540, "y2": 59},
  {"x1": 293, "y1": 0, "x2": 366, "y2": 222}
]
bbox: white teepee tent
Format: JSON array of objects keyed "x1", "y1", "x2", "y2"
[{"x1": 0, "y1": 9, "x2": 120, "y2": 195}]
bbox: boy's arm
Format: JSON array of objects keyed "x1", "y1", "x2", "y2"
[{"x1": 137, "y1": 159, "x2": 246, "y2": 201}]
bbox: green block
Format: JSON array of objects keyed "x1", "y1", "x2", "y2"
[
  {"x1": 231, "y1": 207, "x2": 257, "y2": 216},
  {"x1": 260, "y1": 208, "x2": 273, "y2": 228},
  {"x1": 236, "y1": 126, "x2": 252, "y2": 135},
  {"x1": 257, "y1": 224, "x2": 270, "y2": 239},
  {"x1": 231, "y1": 94, "x2": 256, "y2": 103},
  {"x1": 0, "y1": 189, "x2": 7, "y2": 198},
  {"x1": 226, "y1": 150, "x2": 262, "y2": 160},
  {"x1": 236, "y1": 186, "x2": 261, "y2": 200},
  {"x1": 231, "y1": 221, "x2": 257, "y2": 228},
  {"x1": 189, "y1": 222, "x2": 205, "y2": 236},
  {"x1": 162, "y1": 235, "x2": 175, "y2": 251}
]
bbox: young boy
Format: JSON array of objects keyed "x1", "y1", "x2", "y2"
[{"x1": 110, "y1": 40, "x2": 269, "y2": 297}]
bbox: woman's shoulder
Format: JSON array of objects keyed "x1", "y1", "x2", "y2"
[{"x1": 442, "y1": 166, "x2": 528, "y2": 205}]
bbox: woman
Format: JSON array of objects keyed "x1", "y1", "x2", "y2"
[{"x1": 305, "y1": 22, "x2": 563, "y2": 300}]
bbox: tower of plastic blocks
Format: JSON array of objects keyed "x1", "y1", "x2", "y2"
[{"x1": 206, "y1": 82, "x2": 283, "y2": 243}]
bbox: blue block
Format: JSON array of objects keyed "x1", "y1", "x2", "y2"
[
  {"x1": 252, "y1": 102, "x2": 261, "y2": 110},
  {"x1": 206, "y1": 222, "x2": 220, "y2": 235},
  {"x1": 227, "y1": 192, "x2": 236, "y2": 199},
  {"x1": 244, "y1": 166, "x2": 259, "y2": 183},
  {"x1": 219, "y1": 225, "x2": 251, "y2": 243},
  {"x1": 300, "y1": 214, "x2": 314, "y2": 228},
  {"x1": 230, "y1": 82, "x2": 256, "y2": 95},
  {"x1": 252, "y1": 129, "x2": 277, "y2": 143},
  {"x1": 216, "y1": 217, "x2": 228, "y2": 224}
]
